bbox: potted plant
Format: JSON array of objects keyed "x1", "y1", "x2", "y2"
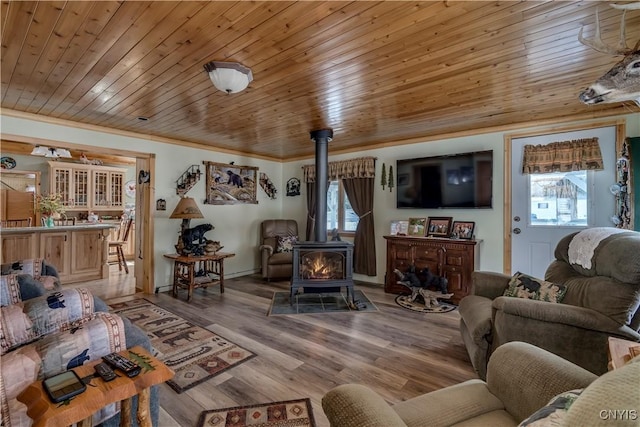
[{"x1": 37, "y1": 193, "x2": 66, "y2": 227}]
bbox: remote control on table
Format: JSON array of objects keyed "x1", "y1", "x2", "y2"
[
  {"x1": 102, "y1": 352, "x2": 141, "y2": 378},
  {"x1": 94, "y1": 362, "x2": 117, "y2": 382}
]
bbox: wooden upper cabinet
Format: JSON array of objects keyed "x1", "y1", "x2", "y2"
[
  {"x1": 92, "y1": 169, "x2": 124, "y2": 209},
  {"x1": 49, "y1": 162, "x2": 125, "y2": 211}
]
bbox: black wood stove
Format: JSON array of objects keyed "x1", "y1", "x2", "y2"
[{"x1": 290, "y1": 129, "x2": 355, "y2": 304}]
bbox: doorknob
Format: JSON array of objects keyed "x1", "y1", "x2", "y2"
[
  {"x1": 513, "y1": 216, "x2": 520, "y2": 222},
  {"x1": 513, "y1": 228, "x2": 521, "y2": 234}
]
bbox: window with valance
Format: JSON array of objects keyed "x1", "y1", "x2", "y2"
[{"x1": 303, "y1": 156, "x2": 377, "y2": 276}]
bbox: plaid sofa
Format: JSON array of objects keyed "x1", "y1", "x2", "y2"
[{"x1": 0, "y1": 259, "x2": 157, "y2": 427}]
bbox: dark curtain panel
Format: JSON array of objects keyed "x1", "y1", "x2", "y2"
[
  {"x1": 305, "y1": 181, "x2": 316, "y2": 241},
  {"x1": 342, "y1": 177, "x2": 376, "y2": 276}
]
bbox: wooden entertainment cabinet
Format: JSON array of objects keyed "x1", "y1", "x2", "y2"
[{"x1": 384, "y1": 235, "x2": 479, "y2": 304}]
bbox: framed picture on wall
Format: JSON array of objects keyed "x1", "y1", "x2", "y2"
[
  {"x1": 451, "y1": 221, "x2": 475, "y2": 240},
  {"x1": 426, "y1": 216, "x2": 452, "y2": 237},
  {"x1": 204, "y1": 161, "x2": 258, "y2": 205},
  {"x1": 408, "y1": 217, "x2": 427, "y2": 236}
]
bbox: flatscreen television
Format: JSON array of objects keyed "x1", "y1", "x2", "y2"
[{"x1": 396, "y1": 150, "x2": 493, "y2": 209}]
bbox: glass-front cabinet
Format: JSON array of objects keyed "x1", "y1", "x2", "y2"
[
  {"x1": 92, "y1": 169, "x2": 124, "y2": 209},
  {"x1": 49, "y1": 162, "x2": 125, "y2": 211}
]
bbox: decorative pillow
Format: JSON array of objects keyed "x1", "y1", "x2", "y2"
[
  {"x1": 0, "y1": 274, "x2": 22, "y2": 306},
  {"x1": 0, "y1": 288, "x2": 96, "y2": 354},
  {"x1": 0, "y1": 304, "x2": 33, "y2": 354},
  {"x1": 518, "y1": 389, "x2": 582, "y2": 426},
  {"x1": 4, "y1": 258, "x2": 44, "y2": 279},
  {"x1": 503, "y1": 272, "x2": 567, "y2": 303},
  {"x1": 276, "y1": 235, "x2": 298, "y2": 253},
  {"x1": 1, "y1": 274, "x2": 49, "y2": 306}
]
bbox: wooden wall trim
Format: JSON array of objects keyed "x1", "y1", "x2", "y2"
[
  {"x1": 2, "y1": 107, "x2": 631, "y2": 164},
  {"x1": 2, "y1": 109, "x2": 282, "y2": 162}
]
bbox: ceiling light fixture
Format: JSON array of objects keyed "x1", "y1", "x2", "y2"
[
  {"x1": 31, "y1": 145, "x2": 72, "y2": 159},
  {"x1": 203, "y1": 61, "x2": 253, "y2": 94}
]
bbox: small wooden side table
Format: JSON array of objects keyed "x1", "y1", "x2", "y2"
[
  {"x1": 607, "y1": 336, "x2": 640, "y2": 370},
  {"x1": 164, "y1": 252, "x2": 235, "y2": 301},
  {"x1": 17, "y1": 346, "x2": 174, "y2": 427}
]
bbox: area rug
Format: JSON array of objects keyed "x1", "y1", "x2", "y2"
[
  {"x1": 268, "y1": 290, "x2": 378, "y2": 315},
  {"x1": 197, "y1": 398, "x2": 316, "y2": 427},
  {"x1": 395, "y1": 294, "x2": 457, "y2": 313},
  {"x1": 110, "y1": 299, "x2": 255, "y2": 393}
]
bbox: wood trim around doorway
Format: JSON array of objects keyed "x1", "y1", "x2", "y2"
[
  {"x1": 502, "y1": 119, "x2": 626, "y2": 275},
  {"x1": 1, "y1": 134, "x2": 156, "y2": 295}
]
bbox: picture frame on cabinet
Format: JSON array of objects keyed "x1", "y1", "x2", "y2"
[
  {"x1": 408, "y1": 217, "x2": 427, "y2": 236},
  {"x1": 426, "y1": 216, "x2": 452, "y2": 237},
  {"x1": 390, "y1": 220, "x2": 409, "y2": 236},
  {"x1": 451, "y1": 221, "x2": 475, "y2": 240}
]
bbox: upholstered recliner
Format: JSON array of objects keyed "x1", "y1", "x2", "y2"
[
  {"x1": 459, "y1": 228, "x2": 640, "y2": 380},
  {"x1": 323, "y1": 341, "x2": 640, "y2": 427},
  {"x1": 259, "y1": 219, "x2": 298, "y2": 280}
]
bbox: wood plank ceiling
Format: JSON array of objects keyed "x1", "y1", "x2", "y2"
[{"x1": 1, "y1": 1, "x2": 639, "y2": 161}]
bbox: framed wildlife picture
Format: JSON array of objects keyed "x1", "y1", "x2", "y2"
[
  {"x1": 426, "y1": 216, "x2": 452, "y2": 237},
  {"x1": 408, "y1": 217, "x2": 427, "y2": 236},
  {"x1": 451, "y1": 221, "x2": 475, "y2": 240},
  {"x1": 204, "y1": 161, "x2": 258, "y2": 205}
]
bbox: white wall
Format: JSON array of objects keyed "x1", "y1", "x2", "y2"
[
  {"x1": 1, "y1": 115, "x2": 284, "y2": 291},
  {"x1": 2, "y1": 112, "x2": 638, "y2": 289},
  {"x1": 282, "y1": 113, "x2": 640, "y2": 285}
]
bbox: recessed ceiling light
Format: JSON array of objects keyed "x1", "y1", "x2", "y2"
[{"x1": 137, "y1": 116, "x2": 149, "y2": 121}]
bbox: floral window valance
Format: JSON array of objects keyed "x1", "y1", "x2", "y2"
[
  {"x1": 303, "y1": 156, "x2": 376, "y2": 182},
  {"x1": 522, "y1": 137, "x2": 603, "y2": 174}
]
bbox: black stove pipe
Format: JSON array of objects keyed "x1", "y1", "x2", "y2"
[{"x1": 310, "y1": 128, "x2": 333, "y2": 243}]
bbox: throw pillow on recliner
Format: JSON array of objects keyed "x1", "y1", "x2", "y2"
[
  {"x1": 276, "y1": 235, "x2": 298, "y2": 253},
  {"x1": 504, "y1": 272, "x2": 567, "y2": 303}
]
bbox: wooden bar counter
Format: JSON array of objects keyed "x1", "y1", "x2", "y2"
[{"x1": 1, "y1": 224, "x2": 114, "y2": 283}]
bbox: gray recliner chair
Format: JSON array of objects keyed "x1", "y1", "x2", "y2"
[
  {"x1": 259, "y1": 219, "x2": 298, "y2": 280},
  {"x1": 459, "y1": 228, "x2": 640, "y2": 380}
]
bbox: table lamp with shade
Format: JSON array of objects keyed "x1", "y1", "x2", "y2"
[{"x1": 170, "y1": 196, "x2": 204, "y2": 254}]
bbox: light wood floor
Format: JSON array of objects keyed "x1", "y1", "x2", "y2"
[{"x1": 75, "y1": 263, "x2": 477, "y2": 427}]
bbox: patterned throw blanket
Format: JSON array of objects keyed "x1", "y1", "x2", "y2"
[{"x1": 568, "y1": 227, "x2": 627, "y2": 269}]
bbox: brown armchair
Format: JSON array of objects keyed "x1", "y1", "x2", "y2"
[
  {"x1": 459, "y1": 229, "x2": 640, "y2": 379},
  {"x1": 259, "y1": 219, "x2": 298, "y2": 280}
]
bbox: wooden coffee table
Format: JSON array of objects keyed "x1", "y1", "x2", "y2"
[{"x1": 17, "y1": 346, "x2": 174, "y2": 427}]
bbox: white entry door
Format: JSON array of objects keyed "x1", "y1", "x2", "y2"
[{"x1": 511, "y1": 126, "x2": 616, "y2": 278}]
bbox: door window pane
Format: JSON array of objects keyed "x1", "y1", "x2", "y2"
[{"x1": 529, "y1": 171, "x2": 588, "y2": 226}]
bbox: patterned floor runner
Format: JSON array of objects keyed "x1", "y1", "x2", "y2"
[
  {"x1": 197, "y1": 398, "x2": 316, "y2": 427},
  {"x1": 110, "y1": 298, "x2": 255, "y2": 393}
]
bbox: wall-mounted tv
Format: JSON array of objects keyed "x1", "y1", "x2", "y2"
[{"x1": 396, "y1": 150, "x2": 493, "y2": 209}]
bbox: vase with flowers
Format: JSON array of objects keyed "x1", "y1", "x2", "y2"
[{"x1": 37, "y1": 193, "x2": 66, "y2": 227}]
